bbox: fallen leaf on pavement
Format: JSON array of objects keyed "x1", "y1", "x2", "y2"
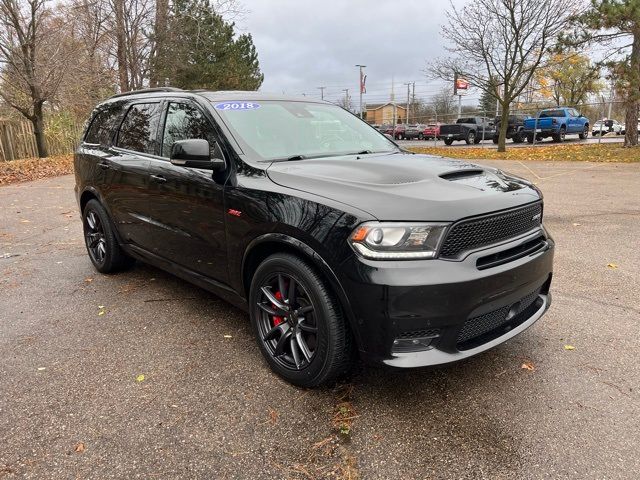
[
  {"x1": 564, "y1": 345, "x2": 576, "y2": 350},
  {"x1": 20, "y1": 219, "x2": 30, "y2": 223},
  {"x1": 37, "y1": 367, "x2": 46, "y2": 371},
  {"x1": 84, "y1": 277, "x2": 93, "y2": 283},
  {"x1": 607, "y1": 263, "x2": 618, "y2": 269},
  {"x1": 223, "y1": 334, "x2": 232, "y2": 338},
  {"x1": 572, "y1": 222, "x2": 581, "y2": 226},
  {"x1": 74, "y1": 442, "x2": 85, "y2": 453},
  {"x1": 521, "y1": 361, "x2": 535, "y2": 371},
  {"x1": 136, "y1": 374, "x2": 145, "y2": 382}
]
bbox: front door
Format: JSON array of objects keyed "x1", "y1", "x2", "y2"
[{"x1": 146, "y1": 100, "x2": 228, "y2": 283}]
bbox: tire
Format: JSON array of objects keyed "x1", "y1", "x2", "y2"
[
  {"x1": 512, "y1": 132, "x2": 524, "y2": 144},
  {"x1": 418, "y1": 133, "x2": 424, "y2": 140},
  {"x1": 465, "y1": 131, "x2": 476, "y2": 145},
  {"x1": 552, "y1": 127, "x2": 566, "y2": 143},
  {"x1": 249, "y1": 253, "x2": 354, "y2": 388},
  {"x1": 492, "y1": 136, "x2": 499, "y2": 144},
  {"x1": 527, "y1": 134, "x2": 534, "y2": 144},
  {"x1": 82, "y1": 199, "x2": 134, "y2": 273},
  {"x1": 579, "y1": 125, "x2": 588, "y2": 140},
  {"x1": 444, "y1": 138, "x2": 454, "y2": 146}
]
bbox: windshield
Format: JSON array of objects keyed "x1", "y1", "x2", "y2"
[{"x1": 213, "y1": 100, "x2": 397, "y2": 161}]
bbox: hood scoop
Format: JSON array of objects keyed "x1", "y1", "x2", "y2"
[{"x1": 439, "y1": 169, "x2": 485, "y2": 181}]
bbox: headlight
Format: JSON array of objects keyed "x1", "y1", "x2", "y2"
[{"x1": 348, "y1": 222, "x2": 449, "y2": 260}]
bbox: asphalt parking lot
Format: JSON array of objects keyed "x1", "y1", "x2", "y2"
[{"x1": 1, "y1": 159, "x2": 639, "y2": 479}]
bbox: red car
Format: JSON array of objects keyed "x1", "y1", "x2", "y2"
[{"x1": 422, "y1": 123, "x2": 442, "y2": 139}]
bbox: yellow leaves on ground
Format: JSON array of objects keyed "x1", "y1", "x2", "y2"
[
  {"x1": 97, "y1": 305, "x2": 105, "y2": 316},
  {"x1": 607, "y1": 263, "x2": 619, "y2": 269},
  {"x1": 521, "y1": 361, "x2": 535, "y2": 371},
  {"x1": 408, "y1": 144, "x2": 640, "y2": 163},
  {"x1": 74, "y1": 442, "x2": 85, "y2": 453},
  {"x1": 564, "y1": 345, "x2": 576, "y2": 351},
  {"x1": 136, "y1": 374, "x2": 145, "y2": 382},
  {"x1": 0, "y1": 155, "x2": 74, "y2": 185}
]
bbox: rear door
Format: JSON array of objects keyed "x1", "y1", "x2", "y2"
[
  {"x1": 146, "y1": 99, "x2": 228, "y2": 283},
  {"x1": 102, "y1": 101, "x2": 162, "y2": 248}
]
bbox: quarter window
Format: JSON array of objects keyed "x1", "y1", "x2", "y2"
[
  {"x1": 161, "y1": 102, "x2": 217, "y2": 157},
  {"x1": 85, "y1": 104, "x2": 123, "y2": 145},
  {"x1": 117, "y1": 103, "x2": 162, "y2": 154}
]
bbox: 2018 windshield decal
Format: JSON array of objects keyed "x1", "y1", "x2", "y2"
[{"x1": 214, "y1": 102, "x2": 261, "y2": 111}]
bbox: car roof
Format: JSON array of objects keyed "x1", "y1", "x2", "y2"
[{"x1": 99, "y1": 88, "x2": 326, "y2": 107}]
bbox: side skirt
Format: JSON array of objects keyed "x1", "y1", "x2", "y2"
[{"x1": 123, "y1": 243, "x2": 249, "y2": 312}]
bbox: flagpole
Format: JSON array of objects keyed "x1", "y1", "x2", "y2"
[{"x1": 356, "y1": 64, "x2": 366, "y2": 119}]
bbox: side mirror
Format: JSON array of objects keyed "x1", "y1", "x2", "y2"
[{"x1": 170, "y1": 139, "x2": 226, "y2": 171}]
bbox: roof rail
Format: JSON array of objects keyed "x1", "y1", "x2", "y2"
[{"x1": 110, "y1": 87, "x2": 184, "y2": 99}]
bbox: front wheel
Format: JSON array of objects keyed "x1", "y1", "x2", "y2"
[
  {"x1": 249, "y1": 253, "x2": 354, "y2": 387},
  {"x1": 444, "y1": 138, "x2": 454, "y2": 146},
  {"x1": 82, "y1": 199, "x2": 134, "y2": 273},
  {"x1": 579, "y1": 125, "x2": 588, "y2": 140}
]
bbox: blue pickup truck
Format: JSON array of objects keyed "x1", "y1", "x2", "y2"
[{"x1": 523, "y1": 107, "x2": 590, "y2": 143}]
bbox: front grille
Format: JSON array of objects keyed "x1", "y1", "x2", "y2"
[
  {"x1": 457, "y1": 288, "x2": 542, "y2": 350},
  {"x1": 440, "y1": 202, "x2": 542, "y2": 259},
  {"x1": 397, "y1": 328, "x2": 440, "y2": 339}
]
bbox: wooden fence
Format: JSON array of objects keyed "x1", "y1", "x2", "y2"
[{"x1": 0, "y1": 119, "x2": 83, "y2": 161}]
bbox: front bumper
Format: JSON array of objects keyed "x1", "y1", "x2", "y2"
[{"x1": 338, "y1": 229, "x2": 554, "y2": 368}]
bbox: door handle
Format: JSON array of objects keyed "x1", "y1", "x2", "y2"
[
  {"x1": 150, "y1": 174, "x2": 167, "y2": 183},
  {"x1": 98, "y1": 162, "x2": 110, "y2": 170}
]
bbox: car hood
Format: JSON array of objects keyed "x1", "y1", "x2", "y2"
[{"x1": 266, "y1": 153, "x2": 541, "y2": 221}]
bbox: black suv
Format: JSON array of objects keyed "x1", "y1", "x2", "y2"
[{"x1": 75, "y1": 88, "x2": 554, "y2": 387}]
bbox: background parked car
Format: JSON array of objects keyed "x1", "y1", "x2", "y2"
[
  {"x1": 523, "y1": 107, "x2": 589, "y2": 143},
  {"x1": 422, "y1": 123, "x2": 442, "y2": 139},
  {"x1": 592, "y1": 119, "x2": 622, "y2": 136},
  {"x1": 379, "y1": 124, "x2": 394, "y2": 135},
  {"x1": 492, "y1": 114, "x2": 530, "y2": 144},
  {"x1": 403, "y1": 124, "x2": 425, "y2": 140},
  {"x1": 439, "y1": 117, "x2": 496, "y2": 145},
  {"x1": 393, "y1": 124, "x2": 407, "y2": 140}
]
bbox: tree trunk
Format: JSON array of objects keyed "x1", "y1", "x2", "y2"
[
  {"x1": 149, "y1": 0, "x2": 169, "y2": 87},
  {"x1": 497, "y1": 101, "x2": 510, "y2": 153},
  {"x1": 114, "y1": 0, "x2": 129, "y2": 92},
  {"x1": 624, "y1": 30, "x2": 640, "y2": 147},
  {"x1": 31, "y1": 103, "x2": 48, "y2": 158}
]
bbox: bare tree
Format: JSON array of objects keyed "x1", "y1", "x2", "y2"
[
  {"x1": 0, "y1": 0, "x2": 74, "y2": 157},
  {"x1": 429, "y1": 0, "x2": 580, "y2": 152}
]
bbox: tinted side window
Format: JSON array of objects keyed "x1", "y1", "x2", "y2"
[
  {"x1": 85, "y1": 104, "x2": 123, "y2": 145},
  {"x1": 117, "y1": 103, "x2": 162, "y2": 154},
  {"x1": 161, "y1": 102, "x2": 217, "y2": 157}
]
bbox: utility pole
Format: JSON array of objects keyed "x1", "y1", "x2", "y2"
[
  {"x1": 411, "y1": 82, "x2": 415, "y2": 123},
  {"x1": 317, "y1": 86, "x2": 325, "y2": 101},
  {"x1": 356, "y1": 64, "x2": 366, "y2": 119},
  {"x1": 342, "y1": 88, "x2": 350, "y2": 111},
  {"x1": 403, "y1": 82, "x2": 411, "y2": 124}
]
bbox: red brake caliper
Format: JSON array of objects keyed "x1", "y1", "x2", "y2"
[{"x1": 272, "y1": 291, "x2": 284, "y2": 326}]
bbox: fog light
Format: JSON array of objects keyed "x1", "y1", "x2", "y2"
[{"x1": 391, "y1": 336, "x2": 435, "y2": 353}]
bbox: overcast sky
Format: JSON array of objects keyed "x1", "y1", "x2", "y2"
[{"x1": 239, "y1": 0, "x2": 477, "y2": 106}]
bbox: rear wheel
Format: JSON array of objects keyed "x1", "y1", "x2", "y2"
[
  {"x1": 527, "y1": 134, "x2": 534, "y2": 144},
  {"x1": 444, "y1": 138, "x2": 454, "y2": 146},
  {"x1": 82, "y1": 199, "x2": 134, "y2": 273},
  {"x1": 512, "y1": 131, "x2": 524, "y2": 143},
  {"x1": 492, "y1": 136, "x2": 499, "y2": 144},
  {"x1": 552, "y1": 127, "x2": 566, "y2": 143},
  {"x1": 465, "y1": 131, "x2": 476, "y2": 145},
  {"x1": 249, "y1": 253, "x2": 354, "y2": 387}
]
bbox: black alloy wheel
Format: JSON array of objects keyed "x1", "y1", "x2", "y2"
[
  {"x1": 249, "y1": 253, "x2": 354, "y2": 387},
  {"x1": 85, "y1": 209, "x2": 107, "y2": 266},
  {"x1": 82, "y1": 199, "x2": 134, "y2": 273},
  {"x1": 256, "y1": 271, "x2": 318, "y2": 371},
  {"x1": 579, "y1": 125, "x2": 588, "y2": 140}
]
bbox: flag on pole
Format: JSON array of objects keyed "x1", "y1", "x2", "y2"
[{"x1": 360, "y1": 73, "x2": 367, "y2": 94}]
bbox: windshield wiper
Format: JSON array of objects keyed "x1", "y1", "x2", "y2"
[{"x1": 285, "y1": 155, "x2": 306, "y2": 161}]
